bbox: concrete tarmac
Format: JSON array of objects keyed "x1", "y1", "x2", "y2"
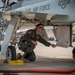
[{"x1": 0, "y1": 42, "x2": 75, "y2": 75}]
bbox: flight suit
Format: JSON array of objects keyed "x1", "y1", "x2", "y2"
[{"x1": 19, "y1": 29, "x2": 51, "y2": 62}]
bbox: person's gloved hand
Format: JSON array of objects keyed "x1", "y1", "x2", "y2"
[
  {"x1": 31, "y1": 40, "x2": 37, "y2": 45},
  {"x1": 50, "y1": 44, "x2": 56, "y2": 48}
]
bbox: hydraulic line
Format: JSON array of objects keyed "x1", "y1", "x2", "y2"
[{"x1": 0, "y1": 68, "x2": 75, "y2": 74}]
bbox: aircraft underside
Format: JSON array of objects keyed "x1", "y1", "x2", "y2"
[{"x1": 0, "y1": 0, "x2": 75, "y2": 74}]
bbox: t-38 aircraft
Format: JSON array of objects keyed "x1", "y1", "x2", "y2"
[{"x1": 0, "y1": 0, "x2": 75, "y2": 63}]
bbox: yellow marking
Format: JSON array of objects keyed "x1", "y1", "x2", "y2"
[{"x1": 8, "y1": 60, "x2": 24, "y2": 66}]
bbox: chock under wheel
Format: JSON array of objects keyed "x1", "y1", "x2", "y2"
[{"x1": 8, "y1": 60, "x2": 24, "y2": 66}]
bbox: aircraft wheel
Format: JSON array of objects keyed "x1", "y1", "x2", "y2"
[
  {"x1": 72, "y1": 47, "x2": 75, "y2": 59},
  {"x1": 0, "y1": 45, "x2": 1, "y2": 51},
  {"x1": 6, "y1": 46, "x2": 16, "y2": 63}
]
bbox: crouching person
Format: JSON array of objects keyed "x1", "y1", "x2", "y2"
[{"x1": 17, "y1": 23, "x2": 56, "y2": 62}]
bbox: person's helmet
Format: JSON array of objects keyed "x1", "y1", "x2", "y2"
[{"x1": 36, "y1": 23, "x2": 44, "y2": 29}]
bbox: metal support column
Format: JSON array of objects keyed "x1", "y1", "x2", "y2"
[{"x1": 1, "y1": 16, "x2": 19, "y2": 56}]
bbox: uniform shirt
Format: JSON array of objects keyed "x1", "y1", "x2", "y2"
[{"x1": 23, "y1": 29, "x2": 51, "y2": 47}]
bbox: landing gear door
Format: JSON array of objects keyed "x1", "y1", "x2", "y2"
[{"x1": 56, "y1": 26, "x2": 70, "y2": 47}]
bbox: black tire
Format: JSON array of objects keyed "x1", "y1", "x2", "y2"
[
  {"x1": 72, "y1": 47, "x2": 75, "y2": 59},
  {"x1": 6, "y1": 45, "x2": 16, "y2": 63},
  {"x1": 0, "y1": 45, "x2": 1, "y2": 51}
]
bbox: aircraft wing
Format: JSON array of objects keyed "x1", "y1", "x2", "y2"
[{"x1": 0, "y1": 0, "x2": 75, "y2": 53}]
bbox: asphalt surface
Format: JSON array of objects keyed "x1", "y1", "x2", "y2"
[{"x1": 0, "y1": 56, "x2": 75, "y2": 75}]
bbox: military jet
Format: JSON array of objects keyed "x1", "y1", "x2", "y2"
[{"x1": 0, "y1": 0, "x2": 75, "y2": 63}]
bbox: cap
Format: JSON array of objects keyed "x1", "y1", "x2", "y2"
[{"x1": 36, "y1": 23, "x2": 44, "y2": 29}]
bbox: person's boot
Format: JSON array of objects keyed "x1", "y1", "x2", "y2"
[
  {"x1": 21, "y1": 58, "x2": 31, "y2": 63},
  {"x1": 16, "y1": 53, "x2": 22, "y2": 60}
]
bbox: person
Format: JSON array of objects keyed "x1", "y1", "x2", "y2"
[{"x1": 17, "y1": 23, "x2": 56, "y2": 62}]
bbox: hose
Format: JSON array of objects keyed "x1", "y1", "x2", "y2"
[{"x1": 0, "y1": 68, "x2": 75, "y2": 74}]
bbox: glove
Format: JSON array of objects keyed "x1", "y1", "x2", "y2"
[{"x1": 50, "y1": 44, "x2": 56, "y2": 48}]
